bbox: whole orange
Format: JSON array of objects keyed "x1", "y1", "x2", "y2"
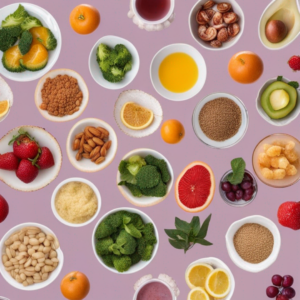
[
  {"x1": 161, "y1": 119, "x2": 185, "y2": 144},
  {"x1": 228, "y1": 51, "x2": 263, "y2": 84},
  {"x1": 70, "y1": 5, "x2": 100, "y2": 35},
  {"x1": 61, "y1": 271, "x2": 90, "y2": 300}
]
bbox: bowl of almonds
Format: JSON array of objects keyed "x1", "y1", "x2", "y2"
[
  {"x1": 0, "y1": 223, "x2": 63, "y2": 290},
  {"x1": 66, "y1": 118, "x2": 118, "y2": 172}
]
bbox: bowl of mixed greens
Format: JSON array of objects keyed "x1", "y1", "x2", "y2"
[
  {"x1": 92, "y1": 207, "x2": 159, "y2": 274},
  {"x1": 89, "y1": 35, "x2": 140, "y2": 90},
  {"x1": 117, "y1": 148, "x2": 174, "y2": 207}
]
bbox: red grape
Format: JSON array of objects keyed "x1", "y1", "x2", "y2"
[
  {"x1": 221, "y1": 182, "x2": 232, "y2": 192},
  {"x1": 244, "y1": 187, "x2": 254, "y2": 196},
  {"x1": 266, "y1": 286, "x2": 279, "y2": 298},
  {"x1": 241, "y1": 180, "x2": 252, "y2": 190},
  {"x1": 282, "y1": 287, "x2": 296, "y2": 298},
  {"x1": 242, "y1": 193, "x2": 252, "y2": 201},
  {"x1": 282, "y1": 275, "x2": 294, "y2": 288},
  {"x1": 272, "y1": 275, "x2": 283, "y2": 286},
  {"x1": 231, "y1": 184, "x2": 240, "y2": 192},
  {"x1": 243, "y1": 172, "x2": 253, "y2": 183},
  {"x1": 226, "y1": 192, "x2": 236, "y2": 202},
  {"x1": 235, "y1": 189, "x2": 244, "y2": 200},
  {"x1": 276, "y1": 295, "x2": 289, "y2": 300}
]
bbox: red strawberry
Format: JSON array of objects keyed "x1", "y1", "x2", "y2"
[
  {"x1": 0, "y1": 195, "x2": 9, "y2": 223},
  {"x1": 288, "y1": 55, "x2": 300, "y2": 71},
  {"x1": 36, "y1": 147, "x2": 54, "y2": 169},
  {"x1": 0, "y1": 152, "x2": 19, "y2": 170},
  {"x1": 16, "y1": 159, "x2": 39, "y2": 184},
  {"x1": 278, "y1": 201, "x2": 300, "y2": 230}
]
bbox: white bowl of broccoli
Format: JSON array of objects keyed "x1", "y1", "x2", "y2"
[{"x1": 92, "y1": 207, "x2": 159, "y2": 274}]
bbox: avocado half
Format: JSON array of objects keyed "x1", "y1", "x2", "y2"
[{"x1": 261, "y1": 81, "x2": 297, "y2": 119}]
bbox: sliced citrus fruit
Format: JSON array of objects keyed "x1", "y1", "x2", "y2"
[
  {"x1": 121, "y1": 102, "x2": 154, "y2": 130},
  {"x1": 186, "y1": 263, "x2": 214, "y2": 289},
  {"x1": 188, "y1": 287, "x2": 211, "y2": 300},
  {"x1": 175, "y1": 161, "x2": 215, "y2": 212},
  {"x1": 2, "y1": 45, "x2": 24, "y2": 73},
  {"x1": 20, "y1": 44, "x2": 48, "y2": 72},
  {"x1": 205, "y1": 268, "x2": 231, "y2": 299},
  {"x1": 0, "y1": 100, "x2": 9, "y2": 118}
]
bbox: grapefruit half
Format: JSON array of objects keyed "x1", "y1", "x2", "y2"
[{"x1": 175, "y1": 161, "x2": 215, "y2": 213}]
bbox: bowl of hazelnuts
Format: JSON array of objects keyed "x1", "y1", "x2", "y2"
[{"x1": 189, "y1": 0, "x2": 244, "y2": 50}]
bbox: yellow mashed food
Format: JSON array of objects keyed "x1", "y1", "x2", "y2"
[{"x1": 55, "y1": 181, "x2": 98, "y2": 224}]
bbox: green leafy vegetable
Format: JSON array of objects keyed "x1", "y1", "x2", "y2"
[
  {"x1": 288, "y1": 81, "x2": 299, "y2": 89},
  {"x1": 277, "y1": 76, "x2": 283, "y2": 81},
  {"x1": 227, "y1": 157, "x2": 246, "y2": 185}
]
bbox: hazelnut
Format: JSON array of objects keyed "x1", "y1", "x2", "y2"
[
  {"x1": 216, "y1": 2, "x2": 232, "y2": 13},
  {"x1": 228, "y1": 23, "x2": 240, "y2": 37},
  {"x1": 223, "y1": 12, "x2": 238, "y2": 24},
  {"x1": 217, "y1": 27, "x2": 229, "y2": 42},
  {"x1": 198, "y1": 25, "x2": 217, "y2": 41},
  {"x1": 203, "y1": 0, "x2": 215, "y2": 10},
  {"x1": 210, "y1": 40, "x2": 222, "y2": 48}
]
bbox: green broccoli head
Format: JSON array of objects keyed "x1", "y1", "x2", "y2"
[
  {"x1": 2, "y1": 4, "x2": 29, "y2": 28},
  {"x1": 112, "y1": 255, "x2": 132, "y2": 273},
  {"x1": 130, "y1": 250, "x2": 142, "y2": 266},
  {"x1": 142, "y1": 223, "x2": 157, "y2": 245},
  {"x1": 21, "y1": 16, "x2": 42, "y2": 31},
  {"x1": 111, "y1": 66, "x2": 124, "y2": 77},
  {"x1": 118, "y1": 181, "x2": 142, "y2": 198},
  {"x1": 108, "y1": 49, "x2": 118, "y2": 65},
  {"x1": 99, "y1": 59, "x2": 111, "y2": 73},
  {"x1": 102, "y1": 70, "x2": 124, "y2": 83},
  {"x1": 18, "y1": 30, "x2": 32, "y2": 55},
  {"x1": 95, "y1": 212, "x2": 123, "y2": 239},
  {"x1": 144, "y1": 155, "x2": 171, "y2": 183},
  {"x1": 97, "y1": 43, "x2": 111, "y2": 62},
  {"x1": 101, "y1": 254, "x2": 114, "y2": 268},
  {"x1": 0, "y1": 29, "x2": 18, "y2": 52},
  {"x1": 109, "y1": 230, "x2": 137, "y2": 255},
  {"x1": 114, "y1": 44, "x2": 132, "y2": 67},
  {"x1": 123, "y1": 60, "x2": 132, "y2": 73},
  {"x1": 140, "y1": 180, "x2": 167, "y2": 197},
  {"x1": 136, "y1": 165, "x2": 161, "y2": 189},
  {"x1": 141, "y1": 244, "x2": 154, "y2": 261},
  {"x1": 96, "y1": 237, "x2": 114, "y2": 256}
]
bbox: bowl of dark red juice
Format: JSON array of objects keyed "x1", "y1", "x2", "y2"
[{"x1": 219, "y1": 169, "x2": 258, "y2": 207}]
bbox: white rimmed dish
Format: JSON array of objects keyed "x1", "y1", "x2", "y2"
[
  {"x1": 34, "y1": 69, "x2": 89, "y2": 122},
  {"x1": 0, "y1": 3, "x2": 62, "y2": 82},
  {"x1": 0, "y1": 126, "x2": 62, "y2": 192},
  {"x1": 192, "y1": 92, "x2": 249, "y2": 149},
  {"x1": 150, "y1": 44, "x2": 207, "y2": 101},
  {"x1": 186, "y1": 257, "x2": 235, "y2": 300},
  {"x1": 256, "y1": 77, "x2": 300, "y2": 126},
  {"x1": 225, "y1": 215, "x2": 281, "y2": 273},
  {"x1": 0, "y1": 222, "x2": 64, "y2": 290},
  {"x1": 114, "y1": 90, "x2": 163, "y2": 138},
  {"x1": 189, "y1": 0, "x2": 244, "y2": 51},
  {"x1": 51, "y1": 177, "x2": 101, "y2": 227},
  {"x1": 92, "y1": 207, "x2": 159, "y2": 274},
  {"x1": 0, "y1": 76, "x2": 13, "y2": 123},
  {"x1": 89, "y1": 35, "x2": 139, "y2": 90},
  {"x1": 66, "y1": 118, "x2": 118, "y2": 173},
  {"x1": 117, "y1": 148, "x2": 173, "y2": 207}
]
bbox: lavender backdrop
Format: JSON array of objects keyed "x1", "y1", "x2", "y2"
[{"x1": 0, "y1": 0, "x2": 299, "y2": 299}]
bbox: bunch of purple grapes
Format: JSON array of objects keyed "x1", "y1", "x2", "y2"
[{"x1": 266, "y1": 275, "x2": 296, "y2": 299}]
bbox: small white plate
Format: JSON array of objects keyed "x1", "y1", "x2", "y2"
[
  {"x1": 192, "y1": 92, "x2": 249, "y2": 149},
  {"x1": 89, "y1": 35, "x2": 139, "y2": 90},
  {"x1": 0, "y1": 3, "x2": 62, "y2": 82},
  {"x1": 0, "y1": 76, "x2": 13, "y2": 123},
  {"x1": 34, "y1": 69, "x2": 89, "y2": 122},
  {"x1": 150, "y1": 43, "x2": 207, "y2": 101}
]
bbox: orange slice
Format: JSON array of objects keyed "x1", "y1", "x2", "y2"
[
  {"x1": 0, "y1": 100, "x2": 9, "y2": 118},
  {"x1": 20, "y1": 44, "x2": 48, "y2": 71}
]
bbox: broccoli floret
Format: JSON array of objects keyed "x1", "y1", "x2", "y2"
[
  {"x1": 137, "y1": 237, "x2": 155, "y2": 261},
  {"x1": 2, "y1": 4, "x2": 29, "y2": 28},
  {"x1": 99, "y1": 59, "x2": 110, "y2": 72},
  {"x1": 29, "y1": 27, "x2": 57, "y2": 50},
  {"x1": 112, "y1": 255, "x2": 132, "y2": 273},
  {"x1": 109, "y1": 230, "x2": 137, "y2": 255},
  {"x1": 145, "y1": 155, "x2": 171, "y2": 183},
  {"x1": 108, "y1": 49, "x2": 118, "y2": 65},
  {"x1": 95, "y1": 212, "x2": 123, "y2": 239},
  {"x1": 1, "y1": 26, "x2": 22, "y2": 39},
  {"x1": 118, "y1": 181, "x2": 142, "y2": 198},
  {"x1": 127, "y1": 213, "x2": 144, "y2": 229},
  {"x1": 136, "y1": 165, "x2": 161, "y2": 189},
  {"x1": 114, "y1": 44, "x2": 132, "y2": 67},
  {"x1": 140, "y1": 180, "x2": 167, "y2": 197},
  {"x1": 141, "y1": 244, "x2": 154, "y2": 261},
  {"x1": 0, "y1": 29, "x2": 17, "y2": 52},
  {"x1": 21, "y1": 16, "x2": 42, "y2": 31},
  {"x1": 101, "y1": 254, "x2": 114, "y2": 268},
  {"x1": 111, "y1": 66, "x2": 124, "y2": 77},
  {"x1": 102, "y1": 70, "x2": 124, "y2": 83},
  {"x1": 97, "y1": 43, "x2": 111, "y2": 62},
  {"x1": 142, "y1": 223, "x2": 157, "y2": 245},
  {"x1": 96, "y1": 237, "x2": 114, "y2": 256},
  {"x1": 123, "y1": 60, "x2": 132, "y2": 73},
  {"x1": 18, "y1": 30, "x2": 32, "y2": 55},
  {"x1": 130, "y1": 250, "x2": 141, "y2": 266}
]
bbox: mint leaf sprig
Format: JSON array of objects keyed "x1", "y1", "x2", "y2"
[{"x1": 227, "y1": 157, "x2": 246, "y2": 185}]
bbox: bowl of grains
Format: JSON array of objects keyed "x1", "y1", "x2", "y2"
[
  {"x1": 34, "y1": 69, "x2": 89, "y2": 122},
  {"x1": 192, "y1": 92, "x2": 249, "y2": 148},
  {"x1": 51, "y1": 177, "x2": 101, "y2": 227},
  {"x1": 225, "y1": 215, "x2": 281, "y2": 273}
]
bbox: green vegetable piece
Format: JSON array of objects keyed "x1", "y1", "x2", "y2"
[
  {"x1": 101, "y1": 254, "x2": 114, "y2": 268},
  {"x1": 123, "y1": 60, "x2": 132, "y2": 73},
  {"x1": 99, "y1": 60, "x2": 111, "y2": 73},
  {"x1": 112, "y1": 255, "x2": 131, "y2": 273},
  {"x1": 118, "y1": 160, "x2": 137, "y2": 184},
  {"x1": 114, "y1": 44, "x2": 132, "y2": 67},
  {"x1": 288, "y1": 81, "x2": 299, "y2": 89},
  {"x1": 136, "y1": 165, "x2": 161, "y2": 189},
  {"x1": 2, "y1": 45, "x2": 25, "y2": 73},
  {"x1": 95, "y1": 237, "x2": 114, "y2": 256},
  {"x1": 21, "y1": 16, "x2": 42, "y2": 31},
  {"x1": 277, "y1": 75, "x2": 283, "y2": 81},
  {"x1": 18, "y1": 31, "x2": 32, "y2": 55},
  {"x1": 227, "y1": 158, "x2": 246, "y2": 185},
  {"x1": 109, "y1": 230, "x2": 137, "y2": 255},
  {"x1": 127, "y1": 155, "x2": 146, "y2": 176},
  {"x1": 129, "y1": 250, "x2": 141, "y2": 266},
  {"x1": 141, "y1": 244, "x2": 154, "y2": 261},
  {"x1": 142, "y1": 223, "x2": 157, "y2": 245},
  {"x1": 102, "y1": 70, "x2": 124, "y2": 83},
  {"x1": 95, "y1": 212, "x2": 124, "y2": 239},
  {"x1": 97, "y1": 43, "x2": 111, "y2": 62},
  {"x1": 0, "y1": 29, "x2": 18, "y2": 52},
  {"x1": 125, "y1": 223, "x2": 142, "y2": 239},
  {"x1": 2, "y1": 4, "x2": 29, "y2": 28},
  {"x1": 140, "y1": 180, "x2": 167, "y2": 197},
  {"x1": 144, "y1": 155, "x2": 171, "y2": 183}
]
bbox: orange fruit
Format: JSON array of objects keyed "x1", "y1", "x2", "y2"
[
  {"x1": 60, "y1": 271, "x2": 90, "y2": 300},
  {"x1": 175, "y1": 162, "x2": 215, "y2": 213},
  {"x1": 20, "y1": 44, "x2": 48, "y2": 71},
  {"x1": 70, "y1": 4, "x2": 100, "y2": 35},
  {"x1": 0, "y1": 100, "x2": 9, "y2": 118},
  {"x1": 228, "y1": 51, "x2": 263, "y2": 84},
  {"x1": 161, "y1": 119, "x2": 185, "y2": 144}
]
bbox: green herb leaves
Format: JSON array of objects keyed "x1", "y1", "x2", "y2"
[
  {"x1": 277, "y1": 75, "x2": 299, "y2": 89},
  {"x1": 227, "y1": 157, "x2": 246, "y2": 185},
  {"x1": 165, "y1": 214, "x2": 212, "y2": 253}
]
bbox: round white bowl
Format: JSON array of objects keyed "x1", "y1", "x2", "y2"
[
  {"x1": 189, "y1": 0, "x2": 245, "y2": 51},
  {"x1": 0, "y1": 3, "x2": 62, "y2": 82},
  {"x1": 92, "y1": 207, "x2": 159, "y2": 274},
  {"x1": 256, "y1": 77, "x2": 300, "y2": 126},
  {"x1": 0, "y1": 222, "x2": 64, "y2": 291},
  {"x1": 51, "y1": 177, "x2": 101, "y2": 227},
  {"x1": 225, "y1": 215, "x2": 281, "y2": 273},
  {"x1": 192, "y1": 92, "x2": 249, "y2": 149},
  {"x1": 66, "y1": 118, "x2": 118, "y2": 173},
  {"x1": 117, "y1": 148, "x2": 174, "y2": 207},
  {"x1": 89, "y1": 35, "x2": 140, "y2": 90},
  {"x1": 0, "y1": 76, "x2": 13, "y2": 123},
  {"x1": 0, "y1": 126, "x2": 62, "y2": 192},
  {"x1": 34, "y1": 69, "x2": 89, "y2": 122},
  {"x1": 150, "y1": 43, "x2": 207, "y2": 101},
  {"x1": 186, "y1": 257, "x2": 235, "y2": 300}
]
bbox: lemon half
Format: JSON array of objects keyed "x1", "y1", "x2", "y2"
[
  {"x1": 0, "y1": 100, "x2": 9, "y2": 118},
  {"x1": 185, "y1": 263, "x2": 214, "y2": 289},
  {"x1": 205, "y1": 268, "x2": 231, "y2": 299},
  {"x1": 188, "y1": 287, "x2": 211, "y2": 300}
]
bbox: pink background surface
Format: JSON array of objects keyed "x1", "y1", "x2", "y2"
[{"x1": 0, "y1": 0, "x2": 299, "y2": 299}]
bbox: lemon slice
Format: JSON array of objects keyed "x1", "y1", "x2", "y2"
[
  {"x1": 205, "y1": 268, "x2": 231, "y2": 299},
  {"x1": 188, "y1": 287, "x2": 211, "y2": 300},
  {"x1": 0, "y1": 100, "x2": 9, "y2": 118},
  {"x1": 185, "y1": 263, "x2": 214, "y2": 289},
  {"x1": 121, "y1": 102, "x2": 154, "y2": 130}
]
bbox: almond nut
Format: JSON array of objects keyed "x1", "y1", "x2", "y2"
[
  {"x1": 87, "y1": 139, "x2": 96, "y2": 148},
  {"x1": 84, "y1": 127, "x2": 94, "y2": 139},
  {"x1": 104, "y1": 140, "x2": 112, "y2": 150},
  {"x1": 80, "y1": 135, "x2": 85, "y2": 147},
  {"x1": 97, "y1": 127, "x2": 109, "y2": 137},
  {"x1": 88, "y1": 127, "x2": 101, "y2": 137},
  {"x1": 73, "y1": 139, "x2": 80, "y2": 151},
  {"x1": 75, "y1": 132, "x2": 84, "y2": 139},
  {"x1": 91, "y1": 153, "x2": 101, "y2": 162},
  {"x1": 76, "y1": 152, "x2": 82, "y2": 161},
  {"x1": 100, "y1": 147, "x2": 107, "y2": 157},
  {"x1": 95, "y1": 157, "x2": 105, "y2": 164},
  {"x1": 90, "y1": 146, "x2": 101, "y2": 158},
  {"x1": 82, "y1": 153, "x2": 90, "y2": 159},
  {"x1": 83, "y1": 144, "x2": 93, "y2": 153},
  {"x1": 92, "y1": 137, "x2": 104, "y2": 146}
]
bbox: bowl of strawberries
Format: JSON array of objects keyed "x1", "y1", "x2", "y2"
[{"x1": 0, "y1": 126, "x2": 62, "y2": 191}]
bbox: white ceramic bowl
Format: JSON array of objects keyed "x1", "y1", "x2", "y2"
[
  {"x1": 225, "y1": 215, "x2": 281, "y2": 273},
  {"x1": 117, "y1": 148, "x2": 174, "y2": 207},
  {"x1": 66, "y1": 118, "x2": 118, "y2": 172},
  {"x1": 0, "y1": 126, "x2": 62, "y2": 192},
  {"x1": 51, "y1": 177, "x2": 101, "y2": 227},
  {"x1": 92, "y1": 207, "x2": 159, "y2": 274},
  {"x1": 256, "y1": 77, "x2": 300, "y2": 126},
  {"x1": 192, "y1": 92, "x2": 249, "y2": 149},
  {"x1": 189, "y1": 0, "x2": 245, "y2": 51},
  {"x1": 0, "y1": 76, "x2": 13, "y2": 123},
  {"x1": 186, "y1": 257, "x2": 235, "y2": 300},
  {"x1": 0, "y1": 222, "x2": 64, "y2": 290},
  {"x1": 0, "y1": 3, "x2": 61, "y2": 82},
  {"x1": 89, "y1": 35, "x2": 140, "y2": 90},
  {"x1": 150, "y1": 43, "x2": 207, "y2": 101},
  {"x1": 34, "y1": 69, "x2": 89, "y2": 122}
]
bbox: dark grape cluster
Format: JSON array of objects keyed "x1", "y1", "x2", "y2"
[{"x1": 266, "y1": 275, "x2": 296, "y2": 299}]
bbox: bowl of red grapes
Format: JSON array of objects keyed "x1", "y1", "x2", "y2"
[
  {"x1": 266, "y1": 275, "x2": 296, "y2": 299},
  {"x1": 219, "y1": 169, "x2": 258, "y2": 206}
]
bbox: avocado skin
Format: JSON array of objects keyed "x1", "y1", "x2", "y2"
[{"x1": 261, "y1": 81, "x2": 297, "y2": 119}]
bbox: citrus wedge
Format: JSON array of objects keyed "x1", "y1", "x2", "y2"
[
  {"x1": 121, "y1": 102, "x2": 154, "y2": 130},
  {"x1": 185, "y1": 263, "x2": 214, "y2": 289},
  {"x1": 205, "y1": 268, "x2": 231, "y2": 299},
  {"x1": 20, "y1": 44, "x2": 48, "y2": 71},
  {"x1": 188, "y1": 287, "x2": 211, "y2": 300},
  {"x1": 0, "y1": 100, "x2": 9, "y2": 118}
]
